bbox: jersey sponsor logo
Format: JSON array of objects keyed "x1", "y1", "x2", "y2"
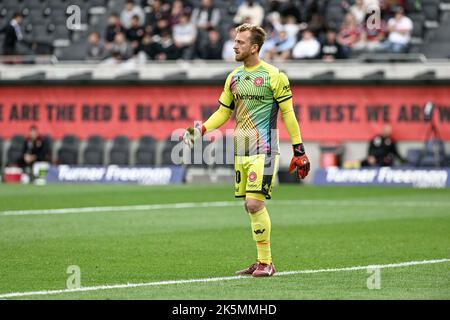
[
  {"x1": 248, "y1": 171, "x2": 257, "y2": 182},
  {"x1": 254, "y1": 77, "x2": 264, "y2": 87},
  {"x1": 232, "y1": 93, "x2": 265, "y2": 101}
]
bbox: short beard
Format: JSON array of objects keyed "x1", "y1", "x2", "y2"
[{"x1": 235, "y1": 52, "x2": 249, "y2": 62}]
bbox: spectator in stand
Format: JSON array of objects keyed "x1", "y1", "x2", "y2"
[
  {"x1": 21, "y1": 125, "x2": 50, "y2": 173},
  {"x1": 105, "y1": 13, "x2": 125, "y2": 46},
  {"x1": 361, "y1": 125, "x2": 406, "y2": 167},
  {"x1": 156, "y1": 30, "x2": 178, "y2": 60},
  {"x1": 381, "y1": 0, "x2": 406, "y2": 19},
  {"x1": 278, "y1": 0, "x2": 302, "y2": 23},
  {"x1": 197, "y1": 28, "x2": 223, "y2": 60},
  {"x1": 86, "y1": 31, "x2": 107, "y2": 61},
  {"x1": 337, "y1": 13, "x2": 361, "y2": 58},
  {"x1": 173, "y1": 14, "x2": 197, "y2": 60},
  {"x1": 320, "y1": 29, "x2": 344, "y2": 61},
  {"x1": 110, "y1": 32, "x2": 133, "y2": 60},
  {"x1": 169, "y1": 0, "x2": 191, "y2": 27},
  {"x1": 282, "y1": 15, "x2": 302, "y2": 42},
  {"x1": 191, "y1": 0, "x2": 221, "y2": 32},
  {"x1": 264, "y1": 28, "x2": 296, "y2": 61},
  {"x1": 222, "y1": 26, "x2": 237, "y2": 61},
  {"x1": 144, "y1": 0, "x2": 171, "y2": 35},
  {"x1": 233, "y1": 0, "x2": 265, "y2": 27},
  {"x1": 139, "y1": 32, "x2": 162, "y2": 60},
  {"x1": 355, "y1": 12, "x2": 386, "y2": 51},
  {"x1": 349, "y1": 0, "x2": 366, "y2": 25},
  {"x1": 100, "y1": 50, "x2": 124, "y2": 65},
  {"x1": 2, "y1": 12, "x2": 23, "y2": 55},
  {"x1": 292, "y1": 28, "x2": 320, "y2": 60},
  {"x1": 380, "y1": 6, "x2": 412, "y2": 53},
  {"x1": 126, "y1": 15, "x2": 145, "y2": 50},
  {"x1": 120, "y1": 0, "x2": 145, "y2": 29}
]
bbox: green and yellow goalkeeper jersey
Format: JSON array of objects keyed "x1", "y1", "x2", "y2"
[{"x1": 218, "y1": 60, "x2": 293, "y2": 156}]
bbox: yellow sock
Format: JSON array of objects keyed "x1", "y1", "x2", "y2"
[
  {"x1": 249, "y1": 207, "x2": 272, "y2": 264},
  {"x1": 256, "y1": 240, "x2": 272, "y2": 265}
]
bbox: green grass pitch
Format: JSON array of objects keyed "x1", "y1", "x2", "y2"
[{"x1": 0, "y1": 184, "x2": 449, "y2": 300}]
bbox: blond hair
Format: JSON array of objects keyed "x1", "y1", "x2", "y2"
[{"x1": 235, "y1": 23, "x2": 266, "y2": 52}]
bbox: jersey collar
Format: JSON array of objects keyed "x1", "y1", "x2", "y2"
[{"x1": 244, "y1": 60, "x2": 263, "y2": 72}]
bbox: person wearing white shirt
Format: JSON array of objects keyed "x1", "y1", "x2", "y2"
[
  {"x1": 292, "y1": 29, "x2": 320, "y2": 59},
  {"x1": 381, "y1": 7, "x2": 413, "y2": 53},
  {"x1": 173, "y1": 14, "x2": 197, "y2": 60},
  {"x1": 350, "y1": 0, "x2": 366, "y2": 25},
  {"x1": 120, "y1": 0, "x2": 145, "y2": 29},
  {"x1": 233, "y1": 0, "x2": 265, "y2": 27}
]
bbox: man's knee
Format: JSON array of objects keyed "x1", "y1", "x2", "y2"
[{"x1": 245, "y1": 198, "x2": 265, "y2": 214}]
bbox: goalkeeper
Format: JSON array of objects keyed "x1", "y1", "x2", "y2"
[{"x1": 183, "y1": 24, "x2": 310, "y2": 277}]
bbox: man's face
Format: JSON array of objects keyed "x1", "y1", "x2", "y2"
[
  {"x1": 326, "y1": 31, "x2": 336, "y2": 42},
  {"x1": 88, "y1": 33, "x2": 99, "y2": 44},
  {"x1": 233, "y1": 30, "x2": 257, "y2": 62},
  {"x1": 131, "y1": 17, "x2": 139, "y2": 27},
  {"x1": 30, "y1": 128, "x2": 38, "y2": 140}
]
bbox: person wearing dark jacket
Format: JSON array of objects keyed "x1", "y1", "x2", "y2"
[
  {"x1": 2, "y1": 12, "x2": 24, "y2": 55},
  {"x1": 361, "y1": 125, "x2": 406, "y2": 167}
]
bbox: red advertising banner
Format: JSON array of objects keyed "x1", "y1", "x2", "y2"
[{"x1": 0, "y1": 85, "x2": 449, "y2": 141}]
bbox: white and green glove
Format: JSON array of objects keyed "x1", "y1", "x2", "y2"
[{"x1": 182, "y1": 125, "x2": 204, "y2": 149}]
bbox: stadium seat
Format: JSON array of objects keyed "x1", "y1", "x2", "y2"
[
  {"x1": 7, "y1": 148, "x2": 23, "y2": 166},
  {"x1": 32, "y1": 24, "x2": 54, "y2": 44},
  {"x1": 23, "y1": 0, "x2": 45, "y2": 11},
  {"x1": 6, "y1": 135, "x2": 25, "y2": 166},
  {"x1": 325, "y1": 5, "x2": 345, "y2": 28},
  {"x1": 109, "y1": 135, "x2": 130, "y2": 165},
  {"x1": 161, "y1": 139, "x2": 180, "y2": 165},
  {"x1": 57, "y1": 134, "x2": 80, "y2": 165},
  {"x1": 43, "y1": 135, "x2": 53, "y2": 162},
  {"x1": 423, "y1": 0, "x2": 440, "y2": 28},
  {"x1": 0, "y1": 137, "x2": 3, "y2": 168},
  {"x1": 135, "y1": 135, "x2": 156, "y2": 165},
  {"x1": 58, "y1": 148, "x2": 78, "y2": 165},
  {"x1": 135, "y1": 148, "x2": 156, "y2": 165},
  {"x1": 83, "y1": 135, "x2": 105, "y2": 165},
  {"x1": 409, "y1": 13, "x2": 425, "y2": 44},
  {"x1": 84, "y1": 148, "x2": 104, "y2": 165}
]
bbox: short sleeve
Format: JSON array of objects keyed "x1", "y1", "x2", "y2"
[
  {"x1": 218, "y1": 72, "x2": 235, "y2": 110},
  {"x1": 272, "y1": 72, "x2": 293, "y2": 103}
]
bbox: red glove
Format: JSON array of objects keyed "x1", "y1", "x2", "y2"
[{"x1": 288, "y1": 143, "x2": 310, "y2": 179}]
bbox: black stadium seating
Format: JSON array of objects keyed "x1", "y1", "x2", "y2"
[
  {"x1": 135, "y1": 135, "x2": 156, "y2": 165},
  {"x1": 6, "y1": 135, "x2": 25, "y2": 166},
  {"x1": 0, "y1": 136, "x2": 3, "y2": 168},
  {"x1": 83, "y1": 135, "x2": 105, "y2": 165},
  {"x1": 109, "y1": 135, "x2": 130, "y2": 165},
  {"x1": 57, "y1": 134, "x2": 80, "y2": 165}
]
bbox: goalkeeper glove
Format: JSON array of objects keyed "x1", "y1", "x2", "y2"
[
  {"x1": 288, "y1": 143, "x2": 310, "y2": 179},
  {"x1": 182, "y1": 124, "x2": 205, "y2": 148}
]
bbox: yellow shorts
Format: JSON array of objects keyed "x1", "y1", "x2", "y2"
[{"x1": 234, "y1": 154, "x2": 280, "y2": 200}]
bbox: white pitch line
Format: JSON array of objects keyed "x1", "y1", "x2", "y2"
[
  {"x1": 1, "y1": 200, "x2": 450, "y2": 216},
  {"x1": 0, "y1": 258, "x2": 448, "y2": 299}
]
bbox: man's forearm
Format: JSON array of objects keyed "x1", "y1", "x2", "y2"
[
  {"x1": 279, "y1": 99, "x2": 302, "y2": 145},
  {"x1": 203, "y1": 105, "x2": 233, "y2": 134}
]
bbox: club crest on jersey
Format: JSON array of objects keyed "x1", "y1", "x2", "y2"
[
  {"x1": 254, "y1": 77, "x2": 264, "y2": 87},
  {"x1": 249, "y1": 172, "x2": 257, "y2": 182}
]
